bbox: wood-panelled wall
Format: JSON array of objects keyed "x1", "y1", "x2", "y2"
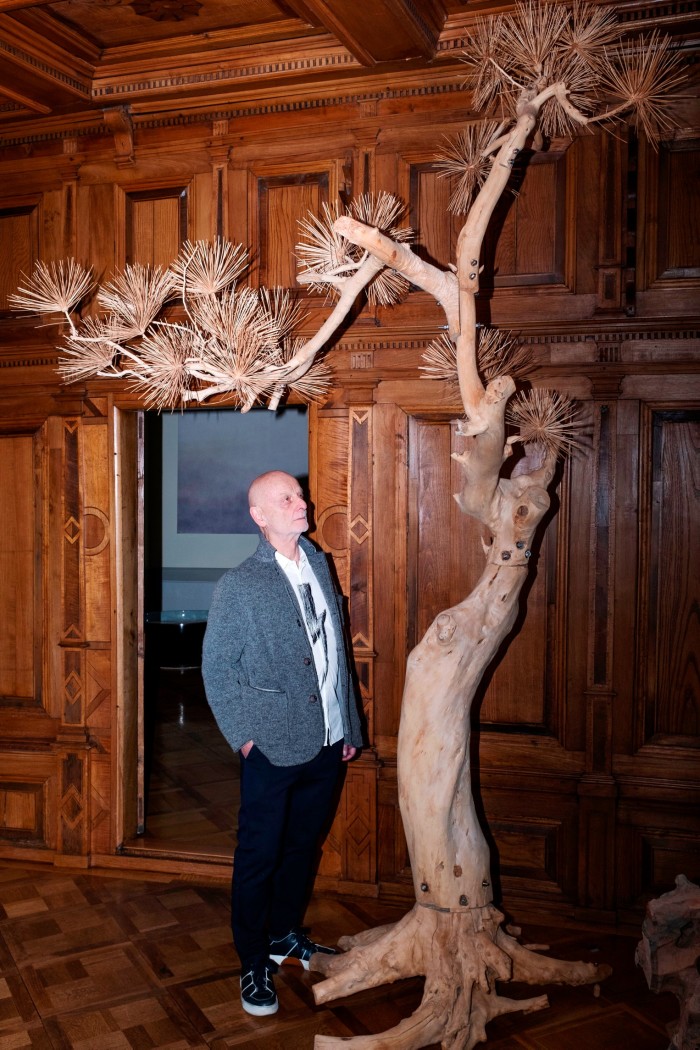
[{"x1": 0, "y1": 49, "x2": 697, "y2": 926}]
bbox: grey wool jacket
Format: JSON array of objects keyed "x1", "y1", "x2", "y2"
[{"x1": 201, "y1": 535, "x2": 363, "y2": 766}]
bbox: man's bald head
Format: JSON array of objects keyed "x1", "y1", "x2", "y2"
[
  {"x1": 248, "y1": 470, "x2": 296, "y2": 510},
  {"x1": 247, "y1": 471, "x2": 308, "y2": 556}
]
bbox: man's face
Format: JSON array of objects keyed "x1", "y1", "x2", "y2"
[{"x1": 249, "y1": 472, "x2": 308, "y2": 544}]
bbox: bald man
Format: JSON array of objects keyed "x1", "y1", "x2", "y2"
[{"x1": 202, "y1": 471, "x2": 363, "y2": 1016}]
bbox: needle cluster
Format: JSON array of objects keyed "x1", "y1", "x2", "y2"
[
  {"x1": 440, "y1": 0, "x2": 685, "y2": 211},
  {"x1": 296, "y1": 191, "x2": 412, "y2": 305},
  {"x1": 421, "y1": 328, "x2": 530, "y2": 387},
  {"x1": 10, "y1": 240, "x2": 330, "y2": 410},
  {"x1": 507, "y1": 389, "x2": 587, "y2": 458}
]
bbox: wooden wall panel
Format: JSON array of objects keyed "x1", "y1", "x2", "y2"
[
  {"x1": 640, "y1": 409, "x2": 699, "y2": 742},
  {"x1": 488, "y1": 788, "x2": 579, "y2": 905},
  {"x1": 373, "y1": 402, "x2": 409, "y2": 748},
  {"x1": 562, "y1": 425, "x2": 594, "y2": 753},
  {"x1": 616, "y1": 796, "x2": 700, "y2": 914},
  {"x1": 0, "y1": 782, "x2": 44, "y2": 843},
  {"x1": 89, "y1": 750, "x2": 113, "y2": 855},
  {"x1": 112, "y1": 408, "x2": 140, "y2": 848},
  {"x1": 405, "y1": 413, "x2": 559, "y2": 729},
  {"x1": 58, "y1": 419, "x2": 84, "y2": 724},
  {"x1": 482, "y1": 150, "x2": 566, "y2": 287},
  {"x1": 0, "y1": 754, "x2": 56, "y2": 850},
  {"x1": 193, "y1": 169, "x2": 217, "y2": 241},
  {"x1": 0, "y1": 435, "x2": 37, "y2": 702},
  {"x1": 654, "y1": 143, "x2": 700, "y2": 276},
  {"x1": 408, "y1": 161, "x2": 461, "y2": 269},
  {"x1": 311, "y1": 402, "x2": 378, "y2": 893},
  {"x1": 76, "y1": 184, "x2": 116, "y2": 295},
  {"x1": 0, "y1": 200, "x2": 39, "y2": 312},
  {"x1": 81, "y1": 420, "x2": 112, "y2": 646},
  {"x1": 124, "y1": 185, "x2": 189, "y2": 266},
  {"x1": 256, "y1": 170, "x2": 330, "y2": 288},
  {"x1": 40, "y1": 187, "x2": 68, "y2": 262},
  {"x1": 638, "y1": 138, "x2": 700, "y2": 315}
]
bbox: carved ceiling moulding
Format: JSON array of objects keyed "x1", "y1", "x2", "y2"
[
  {"x1": 0, "y1": 41, "x2": 90, "y2": 98},
  {"x1": 91, "y1": 50, "x2": 361, "y2": 103},
  {"x1": 0, "y1": 81, "x2": 466, "y2": 148}
]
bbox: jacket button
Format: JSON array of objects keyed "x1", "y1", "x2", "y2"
[
  {"x1": 303, "y1": 657, "x2": 311, "y2": 665},
  {"x1": 308, "y1": 694, "x2": 318, "y2": 703}
]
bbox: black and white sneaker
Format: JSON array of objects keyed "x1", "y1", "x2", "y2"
[
  {"x1": 269, "y1": 929, "x2": 338, "y2": 971},
  {"x1": 240, "y1": 962, "x2": 278, "y2": 1016}
]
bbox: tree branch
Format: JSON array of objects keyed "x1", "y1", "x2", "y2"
[
  {"x1": 333, "y1": 216, "x2": 460, "y2": 335},
  {"x1": 266, "y1": 253, "x2": 385, "y2": 409}
]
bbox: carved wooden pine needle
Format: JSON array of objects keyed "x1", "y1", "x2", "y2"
[
  {"x1": 171, "y1": 238, "x2": 248, "y2": 296},
  {"x1": 499, "y1": 0, "x2": 570, "y2": 79},
  {"x1": 296, "y1": 191, "x2": 411, "y2": 306},
  {"x1": 296, "y1": 202, "x2": 351, "y2": 296},
  {"x1": 461, "y1": 13, "x2": 512, "y2": 114},
  {"x1": 507, "y1": 389, "x2": 586, "y2": 458},
  {"x1": 278, "y1": 337, "x2": 332, "y2": 403},
  {"x1": 349, "y1": 190, "x2": 409, "y2": 235},
  {"x1": 459, "y1": 1, "x2": 684, "y2": 145},
  {"x1": 258, "y1": 286, "x2": 306, "y2": 346},
  {"x1": 8, "y1": 260, "x2": 94, "y2": 327},
  {"x1": 96, "y1": 264, "x2": 178, "y2": 337},
  {"x1": 597, "y1": 32, "x2": 687, "y2": 144},
  {"x1": 435, "y1": 121, "x2": 501, "y2": 215},
  {"x1": 421, "y1": 328, "x2": 529, "y2": 386},
  {"x1": 188, "y1": 285, "x2": 273, "y2": 350},
  {"x1": 562, "y1": 1, "x2": 620, "y2": 69},
  {"x1": 477, "y1": 328, "x2": 530, "y2": 381},
  {"x1": 58, "y1": 315, "x2": 128, "y2": 383},
  {"x1": 129, "y1": 322, "x2": 199, "y2": 409},
  {"x1": 420, "y1": 331, "x2": 458, "y2": 385},
  {"x1": 350, "y1": 193, "x2": 412, "y2": 306}
]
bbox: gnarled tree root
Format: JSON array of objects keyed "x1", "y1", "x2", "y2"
[{"x1": 311, "y1": 903, "x2": 611, "y2": 1049}]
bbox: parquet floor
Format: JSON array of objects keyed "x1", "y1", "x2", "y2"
[
  {"x1": 135, "y1": 667, "x2": 239, "y2": 857},
  {"x1": 0, "y1": 863, "x2": 678, "y2": 1049},
  {"x1": 0, "y1": 671, "x2": 677, "y2": 1048}
]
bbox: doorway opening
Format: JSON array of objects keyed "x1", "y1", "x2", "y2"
[{"x1": 120, "y1": 406, "x2": 309, "y2": 861}]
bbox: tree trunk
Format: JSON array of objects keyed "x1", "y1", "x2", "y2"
[
  {"x1": 309, "y1": 453, "x2": 611, "y2": 1047},
  {"x1": 308, "y1": 79, "x2": 615, "y2": 1050}
]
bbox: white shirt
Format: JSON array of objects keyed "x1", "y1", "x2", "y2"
[{"x1": 275, "y1": 548, "x2": 344, "y2": 746}]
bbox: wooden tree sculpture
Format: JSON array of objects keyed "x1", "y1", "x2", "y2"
[{"x1": 10, "y1": 4, "x2": 686, "y2": 1047}]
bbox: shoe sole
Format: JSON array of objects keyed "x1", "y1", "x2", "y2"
[
  {"x1": 240, "y1": 996, "x2": 278, "y2": 1016},
  {"x1": 269, "y1": 952, "x2": 310, "y2": 970}
]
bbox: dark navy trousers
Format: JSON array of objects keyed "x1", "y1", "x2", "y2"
[{"x1": 231, "y1": 739, "x2": 343, "y2": 967}]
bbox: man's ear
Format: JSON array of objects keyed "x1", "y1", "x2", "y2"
[{"x1": 249, "y1": 504, "x2": 266, "y2": 529}]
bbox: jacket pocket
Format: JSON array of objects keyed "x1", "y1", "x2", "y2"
[{"x1": 240, "y1": 684, "x2": 290, "y2": 748}]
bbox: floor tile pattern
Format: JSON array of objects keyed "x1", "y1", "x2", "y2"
[
  {"x1": 135, "y1": 668, "x2": 239, "y2": 857},
  {"x1": 1, "y1": 670, "x2": 679, "y2": 1046},
  {"x1": 0, "y1": 862, "x2": 679, "y2": 1049}
]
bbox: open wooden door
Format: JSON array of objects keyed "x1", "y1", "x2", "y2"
[{"x1": 113, "y1": 407, "x2": 145, "y2": 842}]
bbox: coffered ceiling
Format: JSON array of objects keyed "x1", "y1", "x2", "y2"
[
  {"x1": 0, "y1": 0, "x2": 461, "y2": 127},
  {"x1": 0, "y1": 0, "x2": 696, "y2": 140}
]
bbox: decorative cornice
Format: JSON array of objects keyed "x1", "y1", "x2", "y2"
[
  {"x1": 613, "y1": 0, "x2": 700, "y2": 28},
  {"x1": 0, "y1": 78, "x2": 466, "y2": 147},
  {"x1": 92, "y1": 44, "x2": 360, "y2": 103},
  {"x1": 0, "y1": 354, "x2": 60, "y2": 368},
  {"x1": 0, "y1": 39, "x2": 90, "y2": 97},
  {"x1": 335, "y1": 325, "x2": 700, "y2": 352}
]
